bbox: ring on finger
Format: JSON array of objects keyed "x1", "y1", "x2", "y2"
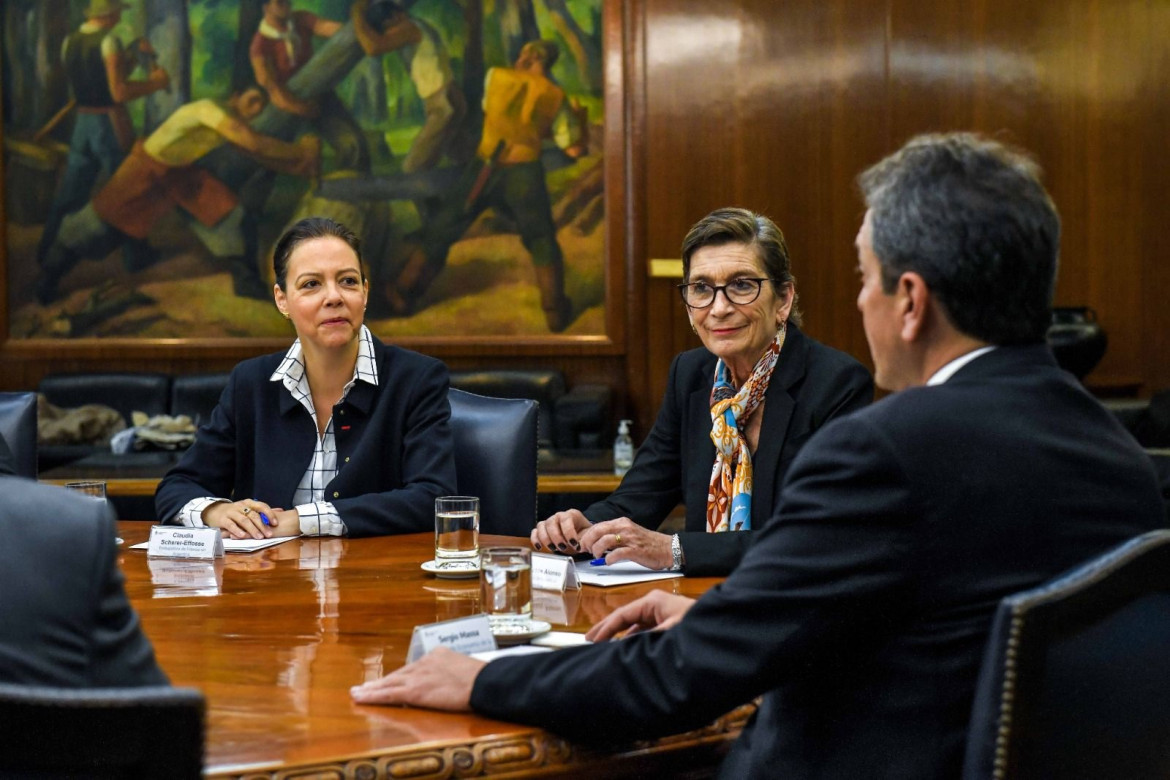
[
  {"x1": 242, "y1": 506, "x2": 251, "y2": 515},
  {"x1": 615, "y1": 533, "x2": 622, "y2": 545}
]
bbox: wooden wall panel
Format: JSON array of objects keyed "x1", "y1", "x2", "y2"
[
  {"x1": 886, "y1": 0, "x2": 1170, "y2": 393},
  {"x1": 636, "y1": 0, "x2": 890, "y2": 432},
  {"x1": 4, "y1": 0, "x2": 1169, "y2": 448}
]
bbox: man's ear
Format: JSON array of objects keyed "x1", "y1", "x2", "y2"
[{"x1": 898, "y1": 272, "x2": 931, "y2": 342}]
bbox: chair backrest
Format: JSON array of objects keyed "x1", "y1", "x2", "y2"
[
  {"x1": 962, "y1": 530, "x2": 1170, "y2": 780},
  {"x1": 0, "y1": 392, "x2": 37, "y2": 478},
  {"x1": 0, "y1": 683, "x2": 204, "y2": 778},
  {"x1": 450, "y1": 370, "x2": 564, "y2": 449},
  {"x1": 448, "y1": 388, "x2": 538, "y2": 536},
  {"x1": 169, "y1": 372, "x2": 230, "y2": 425},
  {"x1": 39, "y1": 372, "x2": 171, "y2": 425}
]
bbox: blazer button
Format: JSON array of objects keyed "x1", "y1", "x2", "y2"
[{"x1": 333, "y1": 491, "x2": 340, "y2": 498}]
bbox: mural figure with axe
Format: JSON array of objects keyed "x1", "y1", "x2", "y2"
[{"x1": 386, "y1": 39, "x2": 587, "y2": 332}]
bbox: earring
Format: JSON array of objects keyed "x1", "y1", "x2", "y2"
[
  {"x1": 689, "y1": 321, "x2": 697, "y2": 334},
  {"x1": 281, "y1": 311, "x2": 290, "y2": 320}
]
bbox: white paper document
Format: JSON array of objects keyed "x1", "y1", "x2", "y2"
[{"x1": 574, "y1": 560, "x2": 684, "y2": 587}]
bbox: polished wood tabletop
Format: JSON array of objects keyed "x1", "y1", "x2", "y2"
[{"x1": 116, "y1": 523, "x2": 749, "y2": 779}]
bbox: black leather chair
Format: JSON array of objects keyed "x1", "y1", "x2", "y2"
[
  {"x1": 0, "y1": 392, "x2": 37, "y2": 478},
  {"x1": 170, "y1": 372, "x2": 230, "y2": 426},
  {"x1": 962, "y1": 529, "x2": 1170, "y2": 780},
  {"x1": 448, "y1": 388, "x2": 538, "y2": 536},
  {"x1": 449, "y1": 369, "x2": 612, "y2": 451},
  {"x1": 0, "y1": 683, "x2": 204, "y2": 778},
  {"x1": 37, "y1": 372, "x2": 172, "y2": 471},
  {"x1": 38, "y1": 372, "x2": 171, "y2": 425}
]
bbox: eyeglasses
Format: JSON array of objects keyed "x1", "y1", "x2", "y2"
[{"x1": 676, "y1": 277, "x2": 777, "y2": 309}]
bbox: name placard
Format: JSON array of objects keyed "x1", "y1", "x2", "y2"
[
  {"x1": 532, "y1": 552, "x2": 581, "y2": 592},
  {"x1": 406, "y1": 614, "x2": 496, "y2": 663},
  {"x1": 146, "y1": 526, "x2": 224, "y2": 560}
]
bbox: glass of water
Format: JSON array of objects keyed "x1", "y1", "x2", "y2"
[
  {"x1": 480, "y1": 546, "x2": 532, "y2": 627},
  {"x1": 434, "y1": 496, "x2": 479, "y2": 561},
  {"x1": 64, "y1": 481, "x2": 120, "y2": 544},
  {"x1": 63, "y1": 481, "x2": 107, "y2": 501}
]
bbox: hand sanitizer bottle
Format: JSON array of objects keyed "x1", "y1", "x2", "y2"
[{"x1": 613, "y1": 419, "x2": 634, "y2": 476}]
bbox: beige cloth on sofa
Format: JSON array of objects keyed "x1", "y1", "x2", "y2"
[{"x1": 36, "y1": 394, "x2": 126, "y2": 445}]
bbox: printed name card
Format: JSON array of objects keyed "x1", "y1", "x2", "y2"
[
  {"x1": 146, "y1": 526, "x2": 224, "y2": 560},
  {"x1": 406, "y1": 614, "x2": 496, "y2": 663},
  {"x1": 532, "y1": 553, "x2": 582, "y2": 592}
]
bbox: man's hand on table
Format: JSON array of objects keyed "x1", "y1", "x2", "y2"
[
  {"x1": 585, "y1": 590, "x2": 695, "y2": 641},
  {"x1": 351, "y1": 647, "x2": 484, "y2": 711}
]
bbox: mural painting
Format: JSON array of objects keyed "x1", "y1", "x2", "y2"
[{"x1": 2, "y1": 0, "x2": 605, "y2": 340}]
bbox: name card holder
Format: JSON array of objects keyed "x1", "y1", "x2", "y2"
[
  {"x1": 146, "y1": 526, "x2": 224, "y2": 560},
  {"x1": 532, "y1": 553, "x2": 582, "y2": 592},
  {"x1": 407, "y1": 614, "x2": 496, "y2": 663}
]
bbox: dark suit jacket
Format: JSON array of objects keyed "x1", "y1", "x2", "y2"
[
  {"x1": 0, "y1": 478, "x2": 168, "y2": 687},
  {"x1": 0, "y1": 434, "x2": 14, "y2": 476},
  {"x1": 472, "y1": 345, "x2": 1166, "y2": 778},
  {"x1": 584, "y1": 324, "x2": 873, "y2": 575},
  {"x1": 156, "y1": 338, "x2": 457, "y2": 537}
]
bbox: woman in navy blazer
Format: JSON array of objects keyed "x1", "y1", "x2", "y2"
[
  {"x1": 532, "y1": 209, "x2": 872, "y2": 575},
  {"x1": 156, "y1": 217, "x2": 456, "y2": 538}
]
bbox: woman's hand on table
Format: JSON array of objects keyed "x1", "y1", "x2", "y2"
[
  {"x1": 531, "y1": 509, "x2": 592, "y2": 553},
  {"x1": 201, "y1": 499, "x2": 298, "y2": 539},
  {"x1": 585, "y1": 590, "x2": 695, "y2": 641},
  {"x1": 578, "y1": 518, "x2": 673, "y2": 571},
  {"x1": 350, "y1": 647, "x2": 483, "y2": 711}
]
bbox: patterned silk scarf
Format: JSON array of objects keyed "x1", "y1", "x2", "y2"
[{"x1": 706, "y1": 328, "x2": 786, "y2": 533}]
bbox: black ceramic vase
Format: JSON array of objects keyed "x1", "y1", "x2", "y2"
[{"x1": 1047, "y1": 307, "x2": 1108, "y2": 379}]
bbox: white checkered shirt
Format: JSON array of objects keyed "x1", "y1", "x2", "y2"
[{"x1": 177, "y1": 326, "x2": 380, "y2": 536}]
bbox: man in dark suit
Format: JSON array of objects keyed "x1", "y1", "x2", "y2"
[
  {"x1": 0, "y1": 478, "x2": 168, "y2": 687},
  {"x1": 0, "y1": 434, "x2": 14, "y2": 476},
  {"x1": 351, "y1": 133, "x2": 1166, "y2": 777}
]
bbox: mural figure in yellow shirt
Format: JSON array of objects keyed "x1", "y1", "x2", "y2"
[
  {"x1": 387, "y1": 40, "x2": 586, "y2": 332},
  {"x1": 36, "y1": 86, "x2": 318, "y2": 304}
]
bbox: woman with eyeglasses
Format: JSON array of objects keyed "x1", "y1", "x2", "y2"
[{"x1": 532, "y1": 208, "x2": 873, "y2": 575}]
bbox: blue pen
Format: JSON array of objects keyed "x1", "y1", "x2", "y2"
[
  {"x1": 259, "y1": 512, "x2": 270, "y2": 526},
  {"x1": 589, "y1": 557, "x2": 607, "y2": 566}
]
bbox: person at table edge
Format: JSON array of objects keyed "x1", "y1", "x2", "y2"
[
  {"x1": 351, "y1": 133, "x2": 1166, "y2": 778},
  {"x1": 1, "y1": 476, "x2": 167, "y2": 686},
  {"x1": 155, "y1": 216, "x2": 456, "y2": 538},
  {"x1": 533, "y1": 207, "x2": 873, "y2": 575}
]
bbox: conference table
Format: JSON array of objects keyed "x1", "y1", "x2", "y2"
[{"x1": 116, "y1": 523, "x2": 752, "y2": 778}]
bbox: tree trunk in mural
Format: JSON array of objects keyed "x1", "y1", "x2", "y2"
[
  {"x1": 231, "y1": 0, "x2": 265, "y2": 92},
  {"x1": 546, "y1": 0, "x2": 602, "y2": 93},
  {"x1": 199, "y1": 3, "x2": 397, "y2": 296},
  {"x1": 501, "y1": 0, "x2": 541, "y2": 63},
  {"x1": 143, "y1": 0, "x2": 192, "y2": 133},
  {"x1": 2, "y1": 0, "x2": 69, "y2": 135}
]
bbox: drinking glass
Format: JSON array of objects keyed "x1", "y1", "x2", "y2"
[
  {"x1": 64, "y1": 481, "x2": 120, "y2": 544},
  {"x1": 63, "y1": 481, "x2": 107, "y2": 501},
  {"x1": 480, "y1": 546, "x2": 532, "y2": 627},
  {"x1": 434, "y1": 496, "x2": 479, "y2": 561}
]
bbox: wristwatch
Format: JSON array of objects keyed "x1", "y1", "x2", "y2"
[{"x1": 670, "y1": 533, "x2": 685, "y2": 571}]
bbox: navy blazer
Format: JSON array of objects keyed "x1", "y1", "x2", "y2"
[
  {"x1": 0, "y1": 434, "x2": 13, "y2": 476},
  {"x1": 0, "y1": 478, "x2": 168, "y2": 687},
  {"x1": 472, "y1": 345, "x2": 1166, "y2": 778},
  {"x1": 584, "y1": 323, "x2": 873, "y2": 575},
  {"x1": 156, "y1": 337, "x2": 457, "y2": 537}
]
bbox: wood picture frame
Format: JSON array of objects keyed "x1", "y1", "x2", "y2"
[{"x1": 1, "y1": 0, "x2": 627, "y2": 363}]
